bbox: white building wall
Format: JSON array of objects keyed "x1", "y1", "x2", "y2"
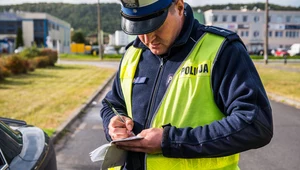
[
  {"x1": 109, "y1": 34, "x2": 115, "y2": 46},
  {"x1": 22, "y1": 20, "x2": 34, "y2": 47},
  {"x1": 18, "y1": 12, "x2": 71, "y2": 53},
  {"x1": 46, "y1": 13, "x2": 71, "y2": 53},
  {"x1": 115, "y1": 30, "x2": 128, "y2": 46},
  {"x1": 204, "y1": 9, "x2": 300, "y2": 52}
]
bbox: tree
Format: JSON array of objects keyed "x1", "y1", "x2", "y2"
[
  {"x1": 71, "y1": 31, "x2": 85, "y2": 44},
  {"x1": 16, "y1": 28, "x2": 24, "y2": 48}
]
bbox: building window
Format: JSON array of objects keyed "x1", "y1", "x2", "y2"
[
  {"x1": 245, "y1": 31, "x2": 249, "y2": 37},
  {"x1": 276, "y1": 16, "x2": 283, "y2": 23},
  {"x1": 295, "y1": 16, "x2": 300, "y2": 23},
  {"x1": 275, "y1": 31, "x2": 283, "y2": 37},
  {"x1": 222, "y1": 15, "x2": 227, "y2": 22},
  {"x1": 213, "y1": 15, "x2": 218, "y2": 22},
  {"x1": 48, "y1": 23, "x2": 52, "y2": 30},
  {"x1": 232, "y1": 15, "x2": 237, "y2": 22},
  {"x1": 254, "y1": 16, "x2": 260, "y2": 22},
  {"x1": 241, "y1": 31, "x2": 244, "y2": 37},
  {"x1": 286, "y1": 16, "x2": 291, "y2": 23},
  {"x1": 269, "y1": 31, "x2": 272, "y2": 37},
  {"x1": 243, "y1": 16, "x2": 248, "y2": 22},
  {"x1": 253, "y1": 31, "x2": 259, "y2": 37}
]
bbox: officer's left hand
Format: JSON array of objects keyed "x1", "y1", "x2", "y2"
[{"x1": 114, "y1": 128, "x2": 163, "y2": 154}]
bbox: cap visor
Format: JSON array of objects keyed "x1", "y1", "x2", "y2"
[{"x1": 121, "y1": 10, "x2": 168, "y2": 35}]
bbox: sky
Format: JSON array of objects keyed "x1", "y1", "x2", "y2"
[{"x1": 0, "y1": 0, "x2": 299, "y2": 7}]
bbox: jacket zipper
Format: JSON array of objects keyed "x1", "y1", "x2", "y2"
[
  {"x1": 144, "y1": 58, "x2": 164, "y2": 129},
  {"x1": 144, "y1": 57, "x2": 164, "y2": 170}
]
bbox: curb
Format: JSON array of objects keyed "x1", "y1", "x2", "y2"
[
  {"x1": 268, "y1": 92, "x2": 300, "y2": 109},
  {"x1": 51, "y1": 73, "x2": 116, "y2": 144}
]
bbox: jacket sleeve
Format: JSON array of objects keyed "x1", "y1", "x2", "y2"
[
  {"x1": 100, "y1": 70, "x2": 127, "y2": 142},
  {"x1": 161, "y1": 40, "x2": 273, "y2": 158}
]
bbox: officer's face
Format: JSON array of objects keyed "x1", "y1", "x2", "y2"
[{"x1": 138, "y1": 0, "x2": 185, "y2": 55}]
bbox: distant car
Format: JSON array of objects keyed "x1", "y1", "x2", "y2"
[
  {"x1": 14, "y1": 46, "x2": 24, "y2": 53},
  {"x1": 104, "y1": 46, "x2": 117, "y2": 55},
  {"x1": 0, "y1": 117, "x2": 57, "y2": 170},
  {"x1": 248, "y1": 49, "x2": 273, "y2": 56},
  {"x1": 288, "y1": 43, "x2": 300, "y2": 56},
  {"x1": 90, "y1": 46, "x2": 99, "y2": 55},
  {"x1": 274, "y1": 48, "x2": 289, "y2": 57},
  {"x1": 104, "y1": 49, "x2": 117, "y2": 54}
]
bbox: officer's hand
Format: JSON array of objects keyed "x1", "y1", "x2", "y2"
[
  {"x1": 114, "y1": 128, "x2": 163, "y2": 154},
  {"x1": 108, "y1": 115, "x2": 134, "y2": 140}
]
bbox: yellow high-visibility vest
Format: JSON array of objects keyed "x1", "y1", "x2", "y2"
[{"x1": 118, "y1": 33, "x2": 240, "y2": 170}]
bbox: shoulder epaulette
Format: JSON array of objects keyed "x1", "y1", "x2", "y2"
[{"x1": 201, "y1": 25, "x2": 241, "y2": 42}]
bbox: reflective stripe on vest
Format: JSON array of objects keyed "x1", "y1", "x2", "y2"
[{"x1": 120, "y1": 33, "x2": 240, "y2": 170}]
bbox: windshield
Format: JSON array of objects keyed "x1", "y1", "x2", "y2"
[{"x1": 0, "y1": 120, "x2": 23, "y2": 164}]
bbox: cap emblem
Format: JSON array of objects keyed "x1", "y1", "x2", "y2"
[{"x1": 121, "y1": 0, "x2": 139, "y2": 8}]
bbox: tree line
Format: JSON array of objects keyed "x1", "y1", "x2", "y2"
[{"x1": 0, "y1": 2, "x2": 299, "y2": 37}]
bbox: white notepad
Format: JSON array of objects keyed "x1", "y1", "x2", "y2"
[{"x1": 90, "y1": 136, "x2": 143, "y2": 169}]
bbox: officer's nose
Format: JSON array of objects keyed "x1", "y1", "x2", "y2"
[{"x1": 143, "y1": 32, "x2": 156, "y2": 44}]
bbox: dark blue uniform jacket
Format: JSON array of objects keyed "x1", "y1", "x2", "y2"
[{"x1": 101, "y1": 4, "x2": 273, "y2": 170}]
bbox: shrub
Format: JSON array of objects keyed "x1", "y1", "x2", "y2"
[
  {"x1": 0, "y1": 58, "x2": 10, "y2": 80},
  {"x1": 20, "y1": 46, "x2": 40, "y2": 58},
  {"x1": 25, "y1": 59, "x2": 37, "y2": 72},
  {"x1": 4, "y1": 55, "x2": 28, "y2": 74},
  {"x1": 34, "y1": 56, "x2": 50, "y2": 68},
  {"x1": 40, "y1": 48, "x2": 58, "y2": 66},
  {"x1": 0, "y1": 65, "x2": 11, "y2": 79},
  {"x1": 0, "y1": 65, "x2": 5, "y2": 80}
]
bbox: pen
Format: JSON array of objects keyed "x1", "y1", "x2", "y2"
[
  {"x1": 103, "y1": 98, "x2": 135, "y2": 136},
  {"x1": 104, "y1": 98, "x2": 126, "y2": 123}
]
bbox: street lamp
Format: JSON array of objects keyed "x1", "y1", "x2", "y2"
[
  {"x1": 264, "y1": 0, "x2": 269, "y2": 64},
  {"x1": 97, "y1": 0, "x2": 103, "y2": 60}
]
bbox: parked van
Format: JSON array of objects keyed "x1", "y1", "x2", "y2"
[{"x1": 288, "y1": 43, "x2": 300, "y2": 56}]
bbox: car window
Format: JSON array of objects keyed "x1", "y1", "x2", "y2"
[{"x1": 0, "y1": 149, "x2": 8, "y2": 170}]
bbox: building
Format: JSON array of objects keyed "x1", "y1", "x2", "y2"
[
  {"x1": 204, "y1": 9, "x2": 300, "y2": 53},
  {"x1": 0, "y1": 11, "x2": 71, "y2": 53},
  {"x1": 108, "y1": 30, "x2": 136, "y2": 47},
  {"x1": 115, "y1": 30, "x2": 129, "y2": 46}
]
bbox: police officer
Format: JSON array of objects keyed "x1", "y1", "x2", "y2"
[{"x1": 101, "y1": 0, "x2": 273, "y2": 169}]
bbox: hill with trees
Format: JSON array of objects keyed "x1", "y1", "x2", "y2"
[{"x1": 0, "y1": 2, "x2": 299, "y2": 36}]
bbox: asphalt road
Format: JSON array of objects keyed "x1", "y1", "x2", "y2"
[
  {"x1": 55, "y1": 60, "x2": 300, "y2": 169},
  {"x1": 54, "y1": 79, "x2": 113, "y2": 170},
  {"x1": 55, "y1": 86, "x2": 300, "y2": 169},
  {"x1": 239, "y1": 100, "x2": 300, "y2": 170}
]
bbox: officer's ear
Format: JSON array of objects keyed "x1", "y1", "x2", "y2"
[{"x1": 174, "y1": 0, "x2": 184, "y2": 16}]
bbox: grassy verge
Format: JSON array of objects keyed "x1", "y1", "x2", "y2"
[
  {"x1": 0, "y1": 60, "x2": 299, "y2": 136},
  {"x1": 60, "y1": 53, "x2": 122, "y2": 61},
  {"x1": 254, "y1": 63, "x2": 300, "y2": 102},
  {"x1": 0, "y1": 64, "x2": 116, "y2": 135},
  {"x1": 250, "y1": 55, "x2": 300, "y2": 60}
]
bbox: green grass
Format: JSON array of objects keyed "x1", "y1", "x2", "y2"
[
  {"x1": 0, "y1": 64, "x2": 116, "y2": 131},
  {"x1": 250, "y1": 55, "x2": 300, "y2": 60},
  {"x1": 60, "y1": 53, "x2": 122, "y2": 61},
  {"x1": 255, "y1": 63, "x2": 300, "y2": 102},
  {"x1": 44, "y1": 128, "x2": 56, "y2": 137},
  {"x1": 0, "y1": 59, "x2": 299, "y2": 137}
]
